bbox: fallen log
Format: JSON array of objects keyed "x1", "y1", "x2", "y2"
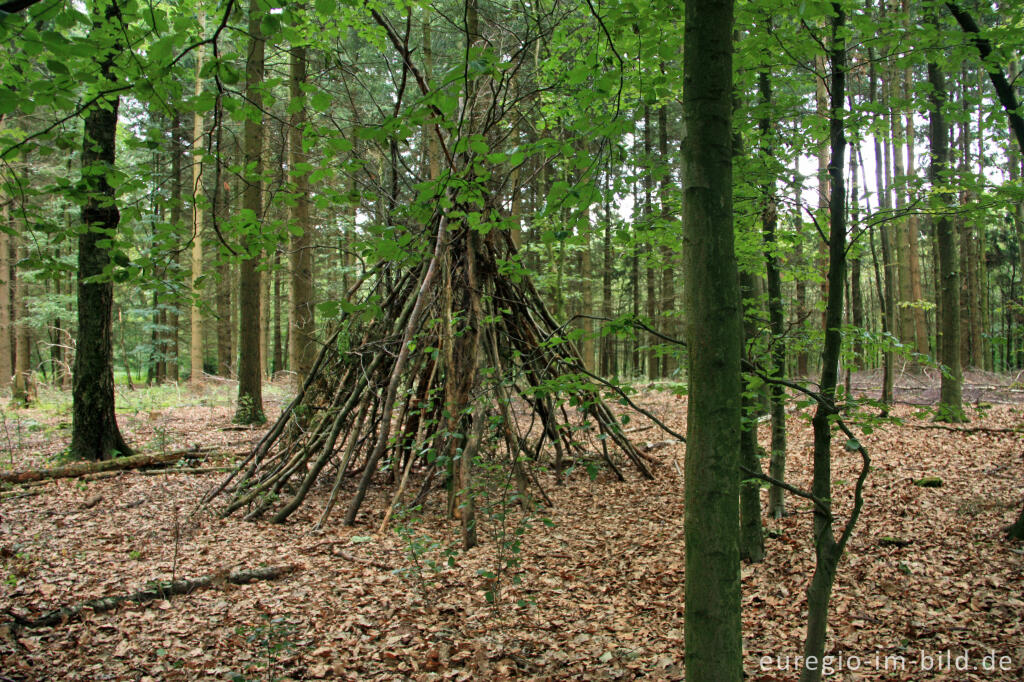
[
  {"x1": 0, "y1": 450, "x2": 206, "y2": 484},
  {"x1": 6, "y1": 565, "x2": 295, "y2": 629}
]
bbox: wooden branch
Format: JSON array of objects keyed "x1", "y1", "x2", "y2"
[
  {"x1": 7, "y1": 565, "x2": 295, "y2": 629},
  {"x1": 0, "y1": 450, "x2": 207, "y2": 484},
  {"x1": 740, "y1": 465, "x2": 833, "y2": 521},
  {"x1": 946, "y1": 3, "x2": 1024, "y2": 153},
  {"x1": 910, "y1": 424, "x2": 1023, "y2": 434}
]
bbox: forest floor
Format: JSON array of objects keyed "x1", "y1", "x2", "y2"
[{"x1": 1, "y1": 371, "x2": 1022, "y2": 680}]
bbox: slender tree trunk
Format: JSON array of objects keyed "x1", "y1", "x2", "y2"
[
  {"x1": 272, "y1": 251, "x2": 283, "y2": 374},
  {"x1": 794, "y1": 227, "x2": 808, "y2": 376},
  {"x1": 190, "y1": 22, "x2": 206, "y2": 385},
  {"x1": 903, "y1": 58, "x2": 929, "y2": 357},
  {"x1": 12, "y1": 240, "x2": 30, "y2": 406},
  {"x1": 850, "y1": 145, "x2": 864, "y2": 368},
  {"x1": 815, "y1": 55, "x2": 830, "y2": 338},
  {"x1": 579, "y1": 222, "x2": 594, "y2": 371},
  {"x1": 215, "y1": 109, "x2": 234, "y2": 378},
  {"x1": 682, "y1": 0, "x2": 742, "y2": 676},
  {"x1": 288, "y1": 44, "x2": 315, "y2": 388},
  {"x1": 928, "y1": 59, "x2": 965, "y2": 422},
  {"x1": 740, "y1": 270, "x2": 765, "y2": 563},
  {"x1": 759, "y1": 67, "x2": 788, "y2": 519},
  {"x1": 0, "y1": 202, "x2": 11, "y2": 393},
  {"x1": 658, "y1": 106, "x2": 676, "y2": 377},
  {"x1": 643, "y1": 107, "x2": 658, "y2": 380},
  {"x1": 601, "y1": 171, "x2": 615, "y2": 377},
  {"x1": 71, "y1": 0, "x2": 132, "y2": 460},
  {"x1": 801, "y1": 7, "x2": 860, "y2": 681},
  {"x1": 166, "y1": 115, "x2": 183, "y2": 384},
  {"x1": 871, "y1": 46, "x2": 895, "y2": 406},
  {"x1": 235, "y1": 0, "x2": 265, "y2": 424}
]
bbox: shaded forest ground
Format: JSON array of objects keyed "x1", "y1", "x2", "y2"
[{"x1": 1, "y1": 372, "x2": 1022, "y2": 680}]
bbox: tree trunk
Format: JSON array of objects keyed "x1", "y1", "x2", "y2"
[
  {"x1": 0, "y1": 204, "x2": 9, "y2": 394},
  {"x1": 166, "y1": 114, "x2": 183, "y2": 384},
  {"x1": 871, "y1": 49, "x2": 895, "y2": 406},
  {"x1": 903, "y1": 58, "x2": 929, "y2": 357},
  {"x1": 190, "y1": 22, "x2": 206, "y2": 385},
  {"x1": 801, "y1": 7, "x2": 860, "y2": 681},
  {"x1": 643, "y1": 106, "x2": 658, "y2": 380},
  {"x1": 11, "y1": 240, "x2": 30, "y2": 406},
  {"x1": 579, "y1": 221, "x2": 594, "y2": 371},
  {"x1": 235, "y1": 0, "x2": 265, "y2": 424},
  {"x1": 288, "y1": 44, "x2": 316, "y2": 388},
  {"x1": 740, "y1": 270, "x2": 765, "y2": 564},
  {"x1": 928, "y1": 60, "x2": 965, "y2": 422},
  {"x1": 759, "y1": 67, "x2": 788, "y2": 520},
  {"x1": 601, "y1": 181, "x2": 615, "y2": 377},
  {"x1": 272, "y1": 250, "x2": 283, "y2": 374},
  {"x1": 70, "y1": 0, "x2": 132, "y2": 460},
  {"x1": 658, "y1": 105, "x2": 676, "y2": 378},
  {"x1": 214, "y1": 94, "x2": 234, "y2": 378},
  {"x1": 260, "y1": 249, "x2": 270, "y2": 378},
  {"x1": 1006, "y1": 501, "x2": 1024, "y2": 540},
  {"x1": 682, "y1": 0, "x2": 742, "y2": 676}
]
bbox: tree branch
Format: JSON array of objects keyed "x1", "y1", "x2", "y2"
[{"x1": 946, "y1": 2, "x2": 1024, "y2": 153}]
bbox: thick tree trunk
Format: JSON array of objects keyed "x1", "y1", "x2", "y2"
[
  {"x1": 928, "y1": 60, "x2": 965, "y2": 422},
  {"x1": 288, "y1": 44, "x2": 315, "y2": 387},
  {"x1": 71, "y1": 0, "x2": 132, "y2": 460},
  {"x1": 682, "y1": 0, "x2": 742, "y2": 677},
  {"x1": 235, "y1": 0, "x2": 265, "y2": 424}
]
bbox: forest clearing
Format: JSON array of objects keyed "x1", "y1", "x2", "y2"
[{"x1": 1, "y1": 374, "x2": 1022, "y2": 681}]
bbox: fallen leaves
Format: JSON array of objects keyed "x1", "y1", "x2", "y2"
[{"x1": 0, "y1": 387, "x2": 1023, "y2": 679}]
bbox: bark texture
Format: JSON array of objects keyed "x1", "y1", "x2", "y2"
[
  {"x1": 70, "y1": 0, "x2": 132, "y2": 461},
  {"x1": 234, "y1": 0, "x2": 265, "y2": 424},
  {"x1": 681, "y1": 0, "x2": 742, "y2": 677}
]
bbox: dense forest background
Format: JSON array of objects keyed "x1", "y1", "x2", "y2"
[{"x1": 2, "y1": 0, "x2": 1023, "y2": 405}]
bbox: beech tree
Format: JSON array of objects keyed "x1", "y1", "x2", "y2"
[
  {"x1": 234, "y1": 0, "x2": 266, "y2": 424},
  {"x1": 681, "y1": 0, "x2": 742, "y2": 678},
  {"x1": 71, "y1": 0, "x2": 133, "y2": 460}
]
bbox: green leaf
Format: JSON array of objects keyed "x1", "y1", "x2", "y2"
[
  {"x1": 844, "y1": 438, "x2": 861, "y2": 452},
  {"x1": 310, "y1": 91, "x2": 332, "y2": 112},
  {"x1": 315, "y1": 0, "x2": 336, "y2": 14}
]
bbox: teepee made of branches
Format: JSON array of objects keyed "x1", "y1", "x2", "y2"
[
  {"x1": 206, "y1": 2, "x2": 652, "y2": 535},
  {"x1": 208, "y1": 205, "x2": 653, "y2": 531}
]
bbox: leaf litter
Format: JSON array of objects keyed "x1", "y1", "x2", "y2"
[{"x1": 0, "y1": 383, "x2": 1022, "y2": 680}]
